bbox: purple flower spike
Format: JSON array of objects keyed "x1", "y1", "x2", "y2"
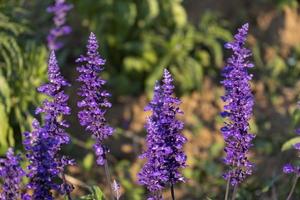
[
  {"x1": 0, "y1": 148, "x2": 25, "y2": 200},
  {"x1": 138, "y1": 69, "x2": 187, "y2": 199},
  {"x1": 47, "y1": 0, "x2": 73, "y2": 50},
  {"x1": 220, "y1": 23, "x2": 255, "y2": 186},
  {"x1": 23, "y1": 51, "x2": 74, "y2": 199},
  {"x1": 76, "y1": 32, "x2": 114, "y2": 166}
]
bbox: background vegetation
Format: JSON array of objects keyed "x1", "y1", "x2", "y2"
[{"x1": 1, "y1": 0, "x2": 300, "y2": 199}]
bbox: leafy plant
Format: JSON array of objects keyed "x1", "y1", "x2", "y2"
[
  {"x1": 71, "y1": 0, "x2": 231, "y2": 95},
  {"x1": 0, "y1": 1, "x2": 47, "y2": 154}
]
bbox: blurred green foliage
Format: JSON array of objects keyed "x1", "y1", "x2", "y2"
[
  {"x1": 115, "y1": 160, "x2": 144, "y2": 200},
  {"x1": 275, "y1": 0, "x2": 298, "y2": 8},
  {"x1": 282, "y1": 101, "x2": 300, "y2": 151},
  {"x1": 71, "y1": 0, "x2": 231, "y2": 95},
  {"x1": 0, "y1": 1, "x2": 47, "y2": 154},
  {"x1": 252, "y1": 43, "x2": 300, "y2": 106},
  {"x1": 78, "y1": 186, "x2": 104, "y2": 200}
]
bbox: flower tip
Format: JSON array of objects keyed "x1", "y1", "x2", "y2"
[
  {"x1": 87, "y1": 32, "x2": 99, "y2": 52},
  {"x1": 163, "y1": 68, "x2": 173, "y2": 82},
  {"x1": 89, "y1": 32, "x2": 96, "y2": 39},
  {"x1": 49, "y1": 51, "x2": 58, "y2": 65},
  {"x1": 50, "y1": 50, "x2": 56, "y2": 58},
  {"x1": 163, "y1": 68, "x2": 171, "y2": 78},
  {"x1": 243, "y1": 23, "x2": 249, "y2": 29},
  {"x1": 163, "y1": 68, "x2": 169, "y2": 74},
  {"x1": 238, "y1": 23, "x2": 249, "y2": 36}
]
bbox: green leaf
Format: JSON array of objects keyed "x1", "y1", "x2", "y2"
[
  {"x1": 123, "y1": 57, "x2": 150, "y2": 72},
  {"x1": 79, "y1": 186, "x2": 105, "y2": 200},
  {"x1": 113, "y1": 1, "x2": 137, "y2": 34},
  {"x1": 91, "y1": 186, "x2": 105, "y2": 200},
  {"x1": 0, "y1": 102, "x2": 13, "y2": 154},
  {"x1": 171, "y1": 2, "x2": 187, "y2": 27},
  {"x1": 281, "y1": 136, "x2": 300, "y2": 151},
  {"x1": 83, "y1": 153, "x2": 94, "y2": 171},
  {"x1": 139, "y1": 0, "x2": 159, "y2": 25},
  {"x1": 268, "y1": 55, "x2": 286, "y2": 76},
  {"x1": 0, "y1": 72, "x2": 10, "y2": 110}
]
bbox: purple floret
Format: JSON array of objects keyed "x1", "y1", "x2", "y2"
[
  {"x1": 76, "y1": 32, "x2": 114, "y2": 166},
  {"x1": 47, "y1": 0, "x2": 73, "y2": 50},
  {"x1": 0, "y1": 148, "x2": 25, "y2": 200},
  {"x1": 23, "y1": 51, "x2": 74, "y2": 199},
  {"x1": 220, "y1": 23, "x2": 255, "y2": 186},
  {"x1": 283, "y1": 163, "x2": 295, "y2": 174},
  {"x1": 138, "y1": 69, "x2": 187, "y2": 199}
]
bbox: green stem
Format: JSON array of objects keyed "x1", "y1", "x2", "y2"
[
  {"x1": 225, "y1": 179, "x2": 230, "y2": 200},
  {"x1": 286, "y1": 175, "x2": 299, "y2": 200},
  {"x1": 104, "y1": 158, "x2": 115, "y2": 200},
  {"x1": 231, "y1": 185, "x2": 238, "y2": 200}
]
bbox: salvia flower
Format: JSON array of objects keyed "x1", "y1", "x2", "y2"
[
  {"x1": 23, "y1": 51, "x2": 74, "y2": 199},
  {"x1": 0, "y1": 148, "x2": 25, "y2": 200},
  {"x1": 47, "y1": 0, "x2": 73, "y2": 50},
  {"x1": 138, "y1": 69, "x2": 187, "y2": 199},
  {"x1": 220, "y1": 23, "x2": 255, "y2": 186},
  {"x1": 76, "y1": 32, "x2": 114, "y2": 166}
]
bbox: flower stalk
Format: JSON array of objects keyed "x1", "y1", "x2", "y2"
[
  {"x1": 286, "y1": 175, "x2": 299, "y2": 200},
  {"x1": 76, "y1": 32, "x2": 115, "y2": 199}
]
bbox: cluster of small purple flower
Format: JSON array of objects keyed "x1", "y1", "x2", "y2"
[
  {"x1": 76, "y1": 32, "x2": 114, "y2": 166},
  {"x1": 23, "y1": 51, "x2": 74, "y2": 199},
  {"x1": 138, "y1": 69, "x2": 187, "y2": 200},
  {"x1": 0, "y1": 148, "x2": 25, "y2": 200},
  {"x1": 220, "y1": 23, "x2": 255, "y2": 186}
]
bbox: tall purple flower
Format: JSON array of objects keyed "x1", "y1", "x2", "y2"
[
  {"x1": 47, "y1": 0, "x2": 73, "y2": 50},
  {"x1": 138, "y1": 69, "x2": 187, "y2": 199},
  {"x1": 23, "y1": 51, "x2": 74, "y2": 199},
  {"x1": 0, "y1": 148, "x2": 25, "y2": 200},
  {"x1": 220, "y1": 23, "x2": 255, "y2": 186},
  {"x1": 76, "y1": 32, "x2": 114, "y2": 166}
]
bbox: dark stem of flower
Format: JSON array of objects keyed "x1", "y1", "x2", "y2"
[
  {"x1": 104, "y1": 154, "x2": 115, "y2": 200},
  {"x1": 231, "y1": 185, "x2": 238, "y2": 200},
  {"x1": 171, "y1": 183, "x2": 176, "y2": 200},
  {"x1": 67, "y1": 193, "x2": 72, "y2": 200},
  {"x1": 225, "y1": 178, "x2": 230, "y2": 200},
  {"x1": 286, "y1": 175, "x2": 299, "y2": 200}
]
